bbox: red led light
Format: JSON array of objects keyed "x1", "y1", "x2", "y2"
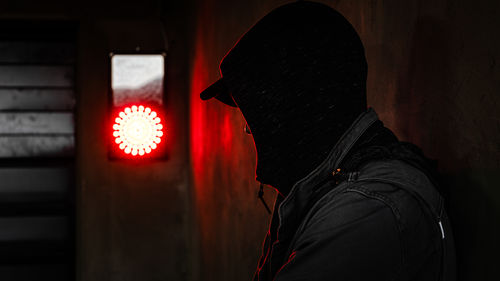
[{"x1": 112, "y1": 105, "x2": 163, "y2": 156}]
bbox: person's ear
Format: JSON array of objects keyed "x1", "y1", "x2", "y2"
[{"x1": 244, "y1": 123, "x2": 252, "y2": 135}]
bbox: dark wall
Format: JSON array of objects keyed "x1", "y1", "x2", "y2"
[
  {"x1": 189, "y1": 0, "x2": 500, "y2": 280},
  {"x1": 0, "y1": 0, "x2": 498, "y2": 280},
  {"x1": 1, "y1": 1, "x2": 197, "y2": 281},
  {"x1": 189, "y1": 0, "x2": 286, "y2": 280},
  {"x1": 76, "y1": 18, "x2": 191, "y2": 281},
  {"x1": 75, "y1": 2, "x2": 197, "y2": 280}
]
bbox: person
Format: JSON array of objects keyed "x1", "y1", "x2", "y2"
[{"x1": 200, "y1": 1, "x2": 456, "y2": 280}]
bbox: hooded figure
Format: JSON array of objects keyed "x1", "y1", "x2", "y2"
[
  {"x1": 201, "y1": 1, "x2": 367, "y2": 193},
  {"x1": 201, "y1": 1, "x2": 456, "y2": 280}
]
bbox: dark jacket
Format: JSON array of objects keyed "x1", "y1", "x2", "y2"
[{"x1": 254, "y1": 109, "x2": 456, "y2": 281}]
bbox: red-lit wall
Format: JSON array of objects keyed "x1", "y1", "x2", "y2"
[
  {"x1": 189, "y1": 2, "x2": 281, "y2": 280},
  {"x1": 189, "y1": 1, "x2": 500, "y2": 281}
]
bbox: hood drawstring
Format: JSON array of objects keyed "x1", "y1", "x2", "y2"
[{"x1": 258, "y1": 183, "x2": 272, "y2": 214}]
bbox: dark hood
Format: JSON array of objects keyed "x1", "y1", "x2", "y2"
[{"x1": 220, "y1": 1, "x2": 367, "y2": 193}]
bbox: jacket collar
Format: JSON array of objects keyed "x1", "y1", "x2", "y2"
[{"x1": 275, "y1": 107, "x2": 380, "y2": 240}]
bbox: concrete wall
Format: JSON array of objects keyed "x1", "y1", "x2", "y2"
[{"x1": 189, "y1": 0, "x2": 500, "y2": 281}]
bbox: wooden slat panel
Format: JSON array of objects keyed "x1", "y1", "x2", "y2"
[
  {"x1": 0, "y1": 42, "x2": 75, "y2": 64},
  {"x1": 0, "y1": 88, "x2": 74, "y2": 110},
  {"x1": 0, "y1": 202, "x2": 68, "y2": 217},
  {"x1": 0, "y1": 264, "x2": 68, "y2": 281},
  {"x1": 0, "y1": 241, "x2": 69, "y2": 263},
  {"x1": 0, "y1": 136, "x2": 74, "y2": 158},
  {"x1": 0, "y1": 66, "x2": 73, "y2": 87},
  {"x1": 0, "y1": 167, "x2": 69, "y2": 206},
  {"x1": 0, "y1": 22, "x2": 75, "y2": 281},
  {"x1": 0, "y1": 216, "x2": 68, "y2": 241},
  {"x1": 0, "y1": 113, "x2": 74, "y2": 134},
  {"x1": 0, "y1": 194, "x2": 66, "y2": 204},
  {"x1": 0, "y1": 158, "x2": 74, "y2": 167},
  {"x1": 0, "y1": 167, "x2": 70, "y2": 193},
  {"x1": 0, "y1": 19, "x2": 77, "y2": 41}
]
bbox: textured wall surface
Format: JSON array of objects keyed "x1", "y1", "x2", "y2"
[
  {"x1": 189, "y1": 0, "x2": 500, "y2": 281},
  {"x1": 76, "y1": 18, "x2": 192, "y2": 281},
  {"x1": 189, "y1": 1, "x2": 286, "y2": 280},
  {"x1": 74, "y1": 3, "x2": 195, "y2": 281},
  {"x1": 0, "y1": 0, "x2": 498, "y2": 280},
  {"x1": 1, "y1": 1, "x2": 196, "y2": 281},
  {"x1": 74, "y1": 2, "x2": 198, "y2": 280}
]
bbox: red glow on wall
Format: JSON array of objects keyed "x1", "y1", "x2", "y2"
[
  {"x1": 190, "y1": 43, "x2": 209, "y2": 176},
  {"x1": 222, "y1": 113, "x2": 233, "y2": 156},
  {"x1": 113, "y1": 105, "x2": 163, "y2": 156}
]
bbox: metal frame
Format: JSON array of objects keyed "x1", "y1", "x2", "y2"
[{"x1": 107, "y1": 49, "x2": 169, "y2": 161}]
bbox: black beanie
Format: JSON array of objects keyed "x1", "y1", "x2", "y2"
[{"x1": 206, "y1": 1, "x2": 367, "y2": 193}]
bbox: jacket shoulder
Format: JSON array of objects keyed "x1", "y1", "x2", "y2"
[{"x1": 282, "y1": 188, "x2": 404, "y2": 281}]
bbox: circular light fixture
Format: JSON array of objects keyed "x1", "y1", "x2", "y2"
[{"x1": 113, "y1": 105, "x2": 163, "y2": 156}]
